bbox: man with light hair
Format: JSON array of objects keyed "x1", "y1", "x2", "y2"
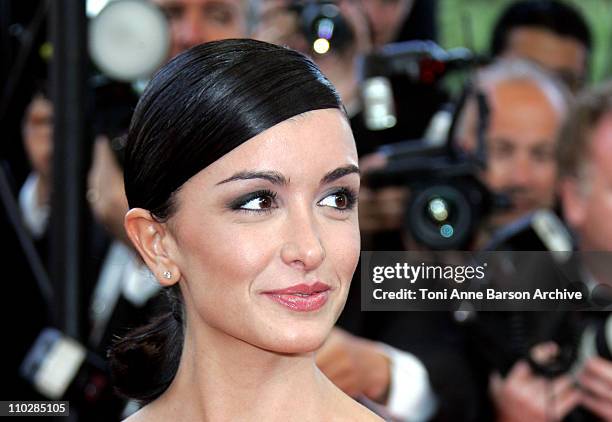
[
  {"x1": 456, "y1": 58, "x2": 571, "y2": 246},
  {"x1": 456, "y1": 59, "x2": 586, "y2": 421}
]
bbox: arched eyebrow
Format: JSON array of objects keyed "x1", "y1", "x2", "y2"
[
  {"x1": 320, "y1": 164, "x2": 360, "y2": 185},
  {"x1": 216, "y1": 170, "x2": 287, "y2": 186},
  {"x1": 216, "y1": 164, "x2": 360, "y2": 186}
]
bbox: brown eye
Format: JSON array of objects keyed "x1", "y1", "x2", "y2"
[
  {"x1": 258, "y1": 196, "x2": 273, "y2": 209},
  {"x1": 335, "y1": 193, "x2": 348, "y2": 209},
  {"x1": 231, "y1": 190, "x2": 278, "y2": 213},
  {"x1": 242, "y1": 195, "x2": 273, "y2": 210},
  {"x1": 318, "y1": 190, "x2": 355, "y2": 210}
]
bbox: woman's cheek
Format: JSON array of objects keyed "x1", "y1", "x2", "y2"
[
  {"x1": 328, "y1": 221, "x2": 361, "y2": 281},
  {"x1": 348, "y1": 228, "x2": 361, "y2": 277}
]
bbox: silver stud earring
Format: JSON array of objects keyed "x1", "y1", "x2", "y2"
[{"x1": 162, "y1": 271, "x2": 172, "y2": 279}]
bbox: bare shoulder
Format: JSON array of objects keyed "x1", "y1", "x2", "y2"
[
  {"x1": 122, "y1": 396, "x2": 187, "y2": 422},
  {"x1": 346, "y1": 400, "x2": 386, "y2": 421},
  {"x1": 326, "y1": 385, "x2": 385, "y2": 421}
]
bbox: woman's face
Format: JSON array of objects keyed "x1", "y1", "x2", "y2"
[{"x1": 166, "y1": 109, "x2": 360, "y2": 353}]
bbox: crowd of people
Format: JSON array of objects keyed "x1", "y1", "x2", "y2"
[{"x1": 3, "y1": 0, "x2": 612, "y2": 421}]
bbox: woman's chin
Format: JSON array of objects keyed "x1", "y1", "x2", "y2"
[{"x1": 264, "y1": 326, "x2": 331, "y2": 355}]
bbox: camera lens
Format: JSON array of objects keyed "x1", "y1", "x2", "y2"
[{"x1": 406, "y1": 184, "x2": 473, "y2": 250}]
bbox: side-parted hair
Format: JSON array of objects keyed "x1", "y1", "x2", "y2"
[{"x1": 110, "y1": 38, "x2": 343, "y2": 404}]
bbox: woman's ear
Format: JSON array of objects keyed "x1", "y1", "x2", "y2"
[{"x1": 124, "y1": 208, "x2": 181, "y2": 286}]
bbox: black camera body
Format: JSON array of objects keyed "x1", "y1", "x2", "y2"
[
  {"x1": 365, "y1": 140, "x2": 502, "y2": 250},
  {"x1": 358, "y1": 41, "x2": 504, "y2": 250}
]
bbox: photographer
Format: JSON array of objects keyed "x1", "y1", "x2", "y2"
[
  {"x1": 479, "y1": 83, "x2": 612, "y2": 422},
  {"x1": 461, "y1": 68, "x2": 612, "y2": 422},
  {"x1": 364, "y1": 59, "x2": 573, "y2": 421},
  {"x1": 455, "y1": 58, "x2": 571, "y2": 249},
  {"x1": 558, "y1": 82, "x2": 612, "y2": 421},
  {"x1": 363, "y1": 0, "x2": 593, "y2": 241},
  {"x1": 453, "y1": 59, "x2": 579, "y2": 422},
  {"x1": 255, "y1": 0, "x2": 371, "y2": 122}
]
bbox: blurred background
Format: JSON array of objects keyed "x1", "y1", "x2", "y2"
[{"x1": 3, "y1": 0, "x2": 612, "y2": 421}]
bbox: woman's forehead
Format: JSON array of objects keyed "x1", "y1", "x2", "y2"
[{"x1": 200, "y1": 109, "x2": 357, "y2": 180}]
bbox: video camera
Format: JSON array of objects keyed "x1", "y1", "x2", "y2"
[
  {"x1": 360, "y1": 40, "x2": 482, "y2": 131},
  {"x1": 360, "y1": 42, "x2": 509, "y2": 250}
]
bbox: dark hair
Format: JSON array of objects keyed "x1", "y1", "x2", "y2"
[
  {"x1": 109, "y1": 39, "x2": 343, "y2": 403},
  {"x1": 557, "y1": 81, "x2": 612, "y2": 180},
  {"x1": 490, "y1": 0, "x2": 591, "y2": 58}
]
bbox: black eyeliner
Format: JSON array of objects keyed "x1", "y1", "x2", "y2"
[
  {"x1": 323, "y1": 186, "x2": 358, "y2": 211},
  {"x1": 227, "y1": 189, "x2": 277, "y2": 211}
]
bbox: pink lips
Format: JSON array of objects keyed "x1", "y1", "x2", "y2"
[{"x1": 262, "y1": 282, "x2": 331, "y2": 312}]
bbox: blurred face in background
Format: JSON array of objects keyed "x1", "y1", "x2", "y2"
[
  {"x1": 502, "y1": 27, "x2": 587, "y2": 92},
  {"x1": 255, "y1": 0, "x2": 370, "y2": 110},
  {"x1": 562, "y1": 112, "x2": 612, "y2": 251},
  {"x1": 153, "y1": 0, "x2": 248, "y2": 59},
  {"x1": 255, "y1": 0, "x2": 309, "y2": 53},
  {"x1": 460, "y1": 79, "x2": 562, "y2": 229},
  {"x1": 361, "y1": 0, "x2": 413, "y2": 47}
]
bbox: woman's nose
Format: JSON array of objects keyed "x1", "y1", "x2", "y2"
[{"x1": 280, "y1": 210, "x2": 326, "y2": 271}]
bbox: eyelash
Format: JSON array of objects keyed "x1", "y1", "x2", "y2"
[
  {"x1": 324, "y1": 187, "x2": 358, "y2": 213},
  {"x1": 229, "y1": 187, "x2": 358, "y2": 214},
  {"x1": 229, "y1": 189, "x2": 278, "y2": 214}
]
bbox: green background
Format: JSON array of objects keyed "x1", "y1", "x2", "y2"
[{"x1": 438, "y1": 0, "x2": 612, "y2": 83}]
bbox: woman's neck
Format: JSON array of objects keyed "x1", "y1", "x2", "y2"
[{"x1": 148, "y1": 319, "x2": 340, "y2": 422}]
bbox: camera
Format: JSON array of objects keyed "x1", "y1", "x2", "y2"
[
  {"x1": 356, "y1": 42, "x2": 512, "y2": 250},
  {"x1": 360, "y1": 40, "x2": 484, "y2": 132},
  {"x1": 288, "y1": 1, "x2": 355, "y2": 55},
  {"x1": 20, "y1": 328, "x2": 125, "y2": 419},
  {"x1": 88, "y1": 0, "x2": 172, "y2": 167},
  {"x1": 363, "y1": 76, "x2": 511, "y2": 250}
]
